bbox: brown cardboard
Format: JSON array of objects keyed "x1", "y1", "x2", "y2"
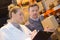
[{"x1": 41, "y1": 15, "x2": 59, "y2": 30}]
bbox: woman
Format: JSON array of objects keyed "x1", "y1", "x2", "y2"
[{"x1": 0, "y1": 4, "x2": 31, "y2": 40}]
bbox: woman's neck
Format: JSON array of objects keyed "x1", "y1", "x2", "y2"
[{"x1": 8, "y1": 18, "x2": 19, "y2": 25}]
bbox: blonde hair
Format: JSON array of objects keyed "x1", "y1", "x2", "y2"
[
  {"x1": 8, "y1": 4, "x2": 15, "y2": 11},
  {"x1": 8, "y1": 4, "x2": 20, "y2": 18}
]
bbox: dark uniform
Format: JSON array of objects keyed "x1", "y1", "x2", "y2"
[
  {"x1": 25, "y1": 15, "x2": 52, "y2": 40},
  {"x1": 25, "y1": 15, "x2": 44, "y2": 32}
]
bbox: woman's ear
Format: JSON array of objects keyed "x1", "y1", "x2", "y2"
[{"x1": 11, "y1": 12, "x2": 15, "y2": 18}]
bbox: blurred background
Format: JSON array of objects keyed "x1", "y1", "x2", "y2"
[{"x1": 0, "y1": 0, "x2": 60, "y2": 27}]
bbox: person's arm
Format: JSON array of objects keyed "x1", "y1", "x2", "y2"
[{"x1": 29, "y1": 30, "x2": 37, "y2": 40}]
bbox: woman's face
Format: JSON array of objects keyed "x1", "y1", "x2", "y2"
[{"x1": 13, "y1": 9, "x2": 24, "y2": 24}]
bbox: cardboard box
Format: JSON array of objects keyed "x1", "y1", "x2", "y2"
[{"x1": 41, "y1": 15, "x2": 59, "y2": 30}]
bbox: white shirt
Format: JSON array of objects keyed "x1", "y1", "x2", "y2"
[{"x1": 0, "y1": 22, "x2": 31, "y2": 40}]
